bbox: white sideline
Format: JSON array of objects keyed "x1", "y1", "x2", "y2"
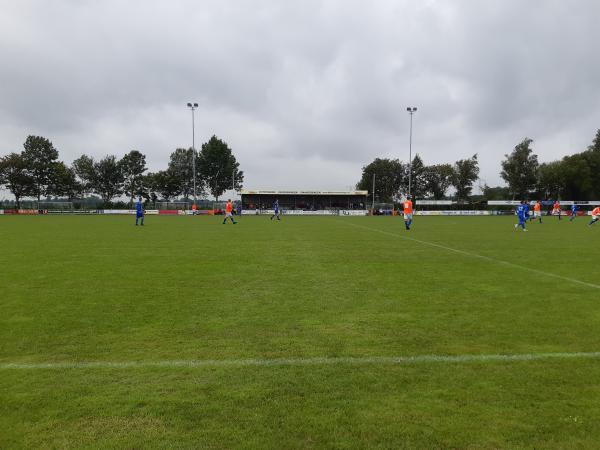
[
  {"x1": 2, "y1": 351, "x2": 600, "y2": 370},
  {"x1": 345, "y1": 221, "x2": 600, "y2": 290}
]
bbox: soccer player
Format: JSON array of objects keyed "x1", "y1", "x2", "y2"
[
  {"x1": 569, "y1": 203, "x2": 578, "y2": 222},
  {"x1": 533, "y1": 200, "x2": 542, "y2": 224},
  {"x1": 514, "y1": 200, "x2": 528, "y2": 231},
  {"x1": 552, "y1": 200, "x2": 561, "y2": 220},
  {"x1": 135, "y1": 196, "x2": 144, "y2": 226},
  {"x1": 589, "y1": 207, "x2": 600, "y2": 226},
  {"x1": 403, "y1": 196, "x2": 413, "y2": 230},
  {"x1": 270, "y1": 199, "x2": 281, "y2": 221},
  {"x1": 222, "y1": 199, "x2": 237, "y2": 224}
]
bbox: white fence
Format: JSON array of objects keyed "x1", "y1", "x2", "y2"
[
  {"x1": 242, "y1": 209, "x2": 368, "y2": 216},
  {"x1": 101, "y1": 209, "x2": 160, "y2": 215},
  {"x1": 415, "y1": 210, "x2": 492, "y2": 216}
]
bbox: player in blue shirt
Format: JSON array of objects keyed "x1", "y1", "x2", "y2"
[
  {"x1": 514, "y1": 201, "x2": 528, "y2": 231},
  {"x1": 569, "y1": 203, "x2": 578, "y2": 222},
  {"x1": 270, "y1": 199, "x2": 281, "y2": 221},
  {"x1": 135, "y1": 196, "x2": 144, "y2": 226},
  {"x1": 523, "y1": 201, "x2": 530, "y2": 222}
]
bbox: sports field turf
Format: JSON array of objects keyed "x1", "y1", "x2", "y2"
[{"x1": 1, "y1": 214, "x2": 600, "y2": 448}]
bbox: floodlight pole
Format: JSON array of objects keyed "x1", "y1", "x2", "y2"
[
  {"x1": 372, "y1": 173, "x2": 376, "y2": 213},
  {"x1": 406, "y1": 106, "x2": 417, "y2": 197},
  {"x1": 187, "y1": 102, "x2": 199, "y2": 206}
]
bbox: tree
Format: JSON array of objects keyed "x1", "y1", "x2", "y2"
[
  {"x1": 72, "y1": 155, "x2": 96, "y2": 196},
  {"x1": 50, "y1": 162, "x2": 81, "y2": 200},
  {"x1": 423, "y1": 163, "x2": 454, "y2": 199},
  {"x1": 582, "y1": 129, "x2": 600, "y2": 198},
  {"x1": 452, "y1": 154, "x2": 479, "y2": 202},
  {"x1": 93, "y1": 155, "x2": 124, "y2": 204},
  {"x1": 120, "y1": 150, "x2": 147, "y2": 205},
  {"x1": 356, "y1": 158, "x2": 405, "y2": 203},
  {"x1": 407, "y1": 154, "x2": 427, "y2": 199},
  {"x1": 148, "y1": 170, "x2": 181, "y2": 201},
  {"x1": 482, "y1": 185, "x2": 511, "y2": 201},
  {"x1": 500, "y1": 138, "x2": 539, "y2": 199},
  {"x1": 587, "y1": 129, "x2": 600, "y2": 153},
  {"x1": 536, "y1": 161, "x2": 565, "y2": 199},
  {"x1": 167, "y1": 148, "x2": 195, "y2": 199},
  {"x1": 21, "y1": 135, "x2": 59, "y2": 201},
  {"x1": 197, "y1": 136, "x2": 244, "y2": 201},
  {"x1": 561, "y1": 154, "x2": 593, "y2": 200},
  {"x1": 0, "y1": 153, "x2": 34, "y2": 208}
]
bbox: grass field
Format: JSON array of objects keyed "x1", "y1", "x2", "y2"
[{"x1": 1, "y1": 214, "x2": 600, "y2": 449}]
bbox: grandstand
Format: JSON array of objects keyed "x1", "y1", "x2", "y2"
[{"x1": 240, "y1": 189, "x2": 368, "y2": 214}]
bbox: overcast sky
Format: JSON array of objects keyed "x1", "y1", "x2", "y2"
[{"x1": 1, "y1": 0, "x2": 600, "y2": 195}]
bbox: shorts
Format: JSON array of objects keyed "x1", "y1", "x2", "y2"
[
  {"x1": 136, "y1": 213, "x2": 144, "y2": 218},
  {"x1": 552, "y1": 209, "x2": 560, "y2": 215},
  {"x1": 593, "y1": 215, "x2": 598, "y2": 221},
  {"x1": 225, "y1": 212, "x2": 233, "y2": 217},
  {"x1": 534, "y1": 211, "x2": 541, "y2": 217},
  {"x1": 404, "y1": 213, "x2": 413, "y2": 220}
]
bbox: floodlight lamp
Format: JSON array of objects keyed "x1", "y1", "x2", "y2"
[
  {"x1": 193, "y1": 103, "x2": 198, "y2": 107},
  {"x1": 187, "y1": 103, "x2": 192, "y2": 107}
]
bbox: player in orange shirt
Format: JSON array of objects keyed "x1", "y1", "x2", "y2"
[
  {"x1": 589, "y1": 207, "x2": 600, "y2": 227},
  {"x1": 552, "y1": 200, "x2": 561, "y2": 220},
  {"x1": 403, "y1": 196, "x2": 413, "y2": 230},
  {"x1": 222, "y1": 199, "x2": 237, "y2": 225},
  {"x1": 533, "y1": 200, "x2": 542, "y2": 224}
]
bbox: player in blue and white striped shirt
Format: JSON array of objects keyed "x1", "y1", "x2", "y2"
[
  {"x1": 270, "y1": 199, "x2": 281, "y2": 221},
  {"x1": 514, "y1": 201, "x2": 528, "y2": 231},
  {"x1": 135, "y1": 197, "x2": 144, "y2": 226},
  {"x1": 569, "y1": 203, "x2": 578, "y2": 222}
]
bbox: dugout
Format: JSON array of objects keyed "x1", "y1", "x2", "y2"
[{"x1": 241, "y1": 190, "x2": 368, "y2": 211}]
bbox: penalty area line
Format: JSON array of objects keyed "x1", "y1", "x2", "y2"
[
  {"x1": 344, "y1": 221, "x2": 600, "y2": 290},
  {"x1": 2, "y1": 352, "x2": 600, "y2": 370}
]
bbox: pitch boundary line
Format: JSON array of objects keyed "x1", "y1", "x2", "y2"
[
  {"x1": 2, "y1": 352, "x2": 600, "y2": 370},
  {"x1": 345, "y1": 221, "x2": 600, "y2": 290}
]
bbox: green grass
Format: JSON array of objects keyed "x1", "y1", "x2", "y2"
[{"x1": 1, "y1": 214, "x2": 599, "y2": 449}]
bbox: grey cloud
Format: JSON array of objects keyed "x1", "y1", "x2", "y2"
[{"x1": 1, "y1": 0, "x2": 600, "y2": 192}]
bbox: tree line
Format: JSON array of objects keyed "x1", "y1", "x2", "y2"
[
  {"x1": 356, "y1": 154, "x2": 479, "y2": 203},
  {"x1": 0, "y1": 135, "x2": 244, "y2": 208},
  {"x1": 496, "y1": 129, "x2": 600, "y2": 200},
  {"x1": 358, "y1": 129, "x2": 600, "y2": 203}
]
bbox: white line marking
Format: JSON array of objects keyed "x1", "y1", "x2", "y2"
[
  {"x1": 2, "y1": 352, "x2": 600, "y2": 369},
  {"x1": 345, "y1": 221, "x2": 600, "y2": 290}
]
